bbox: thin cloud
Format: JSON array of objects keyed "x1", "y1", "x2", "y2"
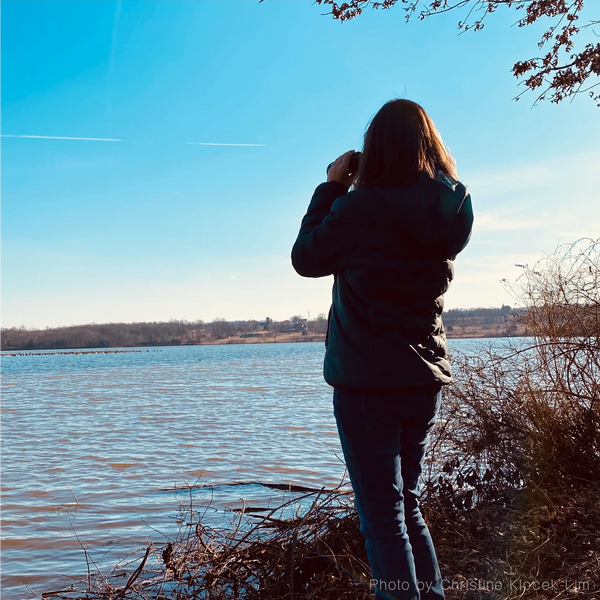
[
  {"x1": 186, "y1": 142, "x2": 267, "y2": 147},
  {"x1": 1, "y1": 134, "x2": 124, "y2": 142},
  {"x1": 2, "y1": 135, "x2": 265, "y2": 146},
  {"x1": 167, "y1": 191, "x2": 183, "y2": 195},
  {"x1": 475, "y1": 210, "x2": 538, "y2": 232}
]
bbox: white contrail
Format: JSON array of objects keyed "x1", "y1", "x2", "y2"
[
  {"x1": 1, "y1": 135, "x2": 266, "y2": 146},
  {"x1": 1, "y1": 134, "x2": 124, "y2": 142},
  {"x1": 186, "y1": 142, "x2": 267, "y2": 147}
]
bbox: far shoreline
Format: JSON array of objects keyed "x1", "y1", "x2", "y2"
[
  {"x1": 2, "y1": 308, "x2": 526, "y2": 352},
  {"x1": 1, "y1": 326, "x2": 529, "y2": 354}
]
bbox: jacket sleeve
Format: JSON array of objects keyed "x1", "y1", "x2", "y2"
[{"x1": 291, "y1": 181, "x2": 362, "y2": 278}]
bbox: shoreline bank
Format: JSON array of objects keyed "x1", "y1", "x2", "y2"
[{"x1": 1, "y1": 325, "x2": 529, "y2": 353}]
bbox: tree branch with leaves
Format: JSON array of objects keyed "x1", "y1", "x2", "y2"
[{"x1": 313, "y1": 0, "x2": 600, "y2": 105}]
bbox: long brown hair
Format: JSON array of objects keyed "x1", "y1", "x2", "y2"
[{"x1": 354, "y1": 99, "x2": 457, "y2": 188}]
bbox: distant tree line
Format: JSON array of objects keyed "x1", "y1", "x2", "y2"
[
  {"x1": 1, "y1": 314, "x2": 330, "y2": 351},
  {"x1": 443, "y1": 305, "x2": 518, "y2": 326},
  {"x1": 2, "y1": 308, "x2": 530, "y2": 351}
]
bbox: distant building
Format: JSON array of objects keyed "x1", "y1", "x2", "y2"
[{"x1": 291, "y1": 317, "x2": 307, "y2": 332}]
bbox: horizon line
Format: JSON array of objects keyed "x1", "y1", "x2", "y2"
[{"x1": 1, "y1": 306, "x2": 524, "y2": 331}]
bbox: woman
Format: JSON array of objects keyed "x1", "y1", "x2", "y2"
[{"x1": 291, "y1": 99, "x2": 473, "y2": 600}]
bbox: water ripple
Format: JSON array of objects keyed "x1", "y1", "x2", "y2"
[{"x1": 1, "y1": 339, "x2": 485, "y2": 599}]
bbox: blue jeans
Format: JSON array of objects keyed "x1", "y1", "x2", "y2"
[{"x1": 333, "y1": 386, "x2": 444, "y2": 600}]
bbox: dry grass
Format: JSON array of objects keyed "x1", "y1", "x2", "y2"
[
  {"x1": 445, "y1": 322, "x2": 528, "y2": 339},
  {"x1": 209, "y1": 332, "x2": 326, "y2": 345}
]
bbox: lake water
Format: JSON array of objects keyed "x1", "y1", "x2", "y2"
[{"x1": 1, "y1": 339, "x2": 498, "y2": 599}]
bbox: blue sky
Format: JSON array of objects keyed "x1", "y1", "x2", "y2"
[{"x1": 2, "y1": 0, "x2": 599, "y2": 328}]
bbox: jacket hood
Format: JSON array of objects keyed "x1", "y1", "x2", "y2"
[{"x1": 374, "y1": 171, "x2": 473, "y2": 258}]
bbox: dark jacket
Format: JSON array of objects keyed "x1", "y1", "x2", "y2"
[{"x1": 291, "y1": 171, "x2": 473, "y2": 389}]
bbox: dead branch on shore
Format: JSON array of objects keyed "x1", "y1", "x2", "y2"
[{"x1": 48, "y1": 482, "x2": 371, "y2": 600}]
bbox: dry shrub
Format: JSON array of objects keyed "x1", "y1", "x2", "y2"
[
  {"x1": 46, "y1": 485, "x2": 372, "y2": 600},
  {"x1": 421, "y1": 238, "x2": 600, "y2": 599}
]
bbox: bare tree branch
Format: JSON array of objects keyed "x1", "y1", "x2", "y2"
[{"x1": 313, "y1": 0, "x2": 600, "y2": 105}]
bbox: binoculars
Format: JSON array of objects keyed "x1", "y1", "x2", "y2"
[{"x1": 326, "y1": 151, "x2": 362, "y2": 177}]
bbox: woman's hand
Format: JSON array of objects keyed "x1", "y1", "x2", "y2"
[{"x1": 327, "y1": 150, "x2": 356, "y2": 189}]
